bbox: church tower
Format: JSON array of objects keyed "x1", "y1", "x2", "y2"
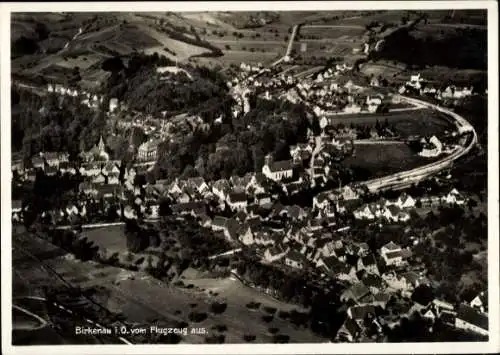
[{"x1": 97, "y1": 135, "x2": 105, "y2": 153}]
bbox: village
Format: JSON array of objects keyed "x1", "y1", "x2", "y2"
[{"x1": 10, "y1": 34, "x2": 487, "y2": 344}]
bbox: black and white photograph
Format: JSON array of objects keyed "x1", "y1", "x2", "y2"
[{"x1": 1, "y1": 1, "x2": 498, "y2": 354}]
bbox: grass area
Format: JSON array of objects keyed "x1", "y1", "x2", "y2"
[
  {"x1": 326, "y1": 109, "x2": 453, "y2": 137},
  {"x1": 344, "y1": 143, "x2": 440, "y2": 179},
  {"x1": 81, "y1": 225, "x2": 127, "y2": 253}
]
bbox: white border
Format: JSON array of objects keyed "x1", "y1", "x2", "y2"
[{"x1": 1, "y1": 1, "x2": 498, "y2": 354}]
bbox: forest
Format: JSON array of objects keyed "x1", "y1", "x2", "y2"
[
  {"x1": 11, "y1": 87, "x2": 107, "y2": 161},
  {"x1": 153, "y1": 98, "x2": 318, "y2": 183},
  {"x1": 372, "y1": 27, "x2": 487, "y2": 70},
  {"x1": 103, "y1": 52, "x2": 230, "y2": 116}
]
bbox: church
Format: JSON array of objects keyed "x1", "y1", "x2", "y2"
[{"x1": 79, "y1": 135, "x2": 110, "y2": 162}]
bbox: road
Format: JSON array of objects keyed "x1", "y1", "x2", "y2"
[
  {"x1": 55, "y1": 221, "x2": 125, "y2": 230},
  {"x1": 353, "y1": 139, "x2": 405, "y2": 145},
  {"x1": 302, "y1": 24, "x2": 365, "y2": 30},
  {"x1": 308, "y1": 135, "x2": 324, "y2": 187}
]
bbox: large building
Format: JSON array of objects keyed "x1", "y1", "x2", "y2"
[
  {"x1": 262, "y1": 154, "x2": 293, "y2": 181},
  {"x1": 137, "y1": 139, "x2": 161, "y2": 161}
]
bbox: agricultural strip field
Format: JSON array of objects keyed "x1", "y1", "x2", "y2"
[
  {"x1": 325, "y1": 109, "x2": 454, "y2": 137},
  {"x1": 13, "y1": 229, "x2": 326, "y2": 344}
]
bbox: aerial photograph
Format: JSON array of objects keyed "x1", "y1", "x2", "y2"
[{"x1": 8, "y1": 8, "x2": 490, "y2": 346}]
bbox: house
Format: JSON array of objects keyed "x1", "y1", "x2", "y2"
[
  {"x1": 230, "y1": 174, "x2": 253, "y2": 192},
  {"x1": 137, "y1": 139, "x2": 161, "y2": 161},
  {"x1": 455, "y1": 304, "x2": 488, "y2": 336},
  {"x1": 103, "y1": 161, "x2": 121, "y2": 176},
  {"x1": 395, "y1": 193, "x2": 416, "y2": 209},
  {"x1": 316, "y1": 255, "x2": 341, "y2": 271},
  {"x1": 168, "y1": 179, "x2": 184, "y2": 196},
  {"x1": 81, "y1": 162, "x2": 102, "y2": 177},
  {"x1": 469, "y1": 291, "x2": 488, "y2": 313},
  {"x1": 254, "y1": 193, "x2": 272, "y2": 206},
  {"x1": 357, "y1": 254, "x2": 380, "y2": 275},
  {"x1": 312, "y1": 192, "x2": 331, "y2": 211},
  {"x1": 227, "y1": 192, "x2": 248, "y2": 211},
  {"x1": 336, "y1": 318, "x2": 361, "y2": 342},
  {"x1": 432, "y1": 299, "x2": 455, "y2": 316},
  {"x1": 348, "y1": 304, "x2": 377, "y2": 323},
  {"x1": 238, "y1": 224, "x2": 255, "y2": 246},
  {"x1": 187, "y1": 177, "x2": 210, "y2": 195},
  {"x1": 340, "y1": 283, "x2": 371, "y2": 303},
  {"x1": 212, "y1": 179, "x2": 232, "y2": 201},
  {"x1": 382, "y1": 271, "x2": 421, "y2": 292},
  {"x1": 45, "y1": 166, "x2": 58, "y2": 176},
  {"x1": 107, "y1": 172, "x2": 120, "y2": 185},
  {"x1": 92, "y1": 173, "x2": 107, "y2": 184},
  {"x1": 79, "y1": 182, "x2": 98, "y2": 196},
  {"x1": 264, "y1": 244, "x2": 289, "y2": 263},
  {"x1": 31, "y1": 156, "x2": 45, "y2": 170},
  {"x1": 373, "y1": 292, "x2": 391, "y2": 309},
  {"x1": 224, "y1": 218, "x2": 243, "y2": 241},
  {"x1": 43, "y1": 152, "x2": 60, "y2": 167},
  {"x1": 337, "y1": 264, "x2": 359, "y2": 282},
  {"x1": 380, "y1": 242, "x2": 403, "y2": 264},
  {"x1": 12, "y1": 200, "x2": 23, "y2": 222},
  {"x1": 109, "y1": 98, "x2": 119, "y2": 113},
  {"x1": 321, "y1": 239, "x2": 343, "y2": 257},
  {"x1": 211, "y1": 216, "x2": 229, "y2": 232},
  {"x1": 284, "y1": 250, "x2": 306, "y2": 269},
  {"x1": 383, "y1": 250, "x2": 403, "y2": 266},
  {"x1": 362, "y1": 273, "x2": 385, "y2": 294},
  {"x1": 442, "y1": 188, "x2": 466, "y2": 205},
  {"x1": 262, "y1": 154, "x2": 293, "y2": 181}
]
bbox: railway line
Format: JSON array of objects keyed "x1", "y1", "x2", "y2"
[{"x1": 361, "y1": 95, "x2": 477, "y2": 192}]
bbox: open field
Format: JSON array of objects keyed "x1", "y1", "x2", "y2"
[
  {"x1": 344, "y1": 143, "x2": 441, "y2": 180},
  {"x1": 13, "y1": 229, "x2": 326, "y2": 344},
  {"x1": 326, "y1": 109, "x2": 454, "y2": 137},
  {"x1": 82, "y1": 225, "x2": 127, "y2": 253}
]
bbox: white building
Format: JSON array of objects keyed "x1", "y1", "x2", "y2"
[{"x1": 262, "y1": 155, "x2": 293, "y2": 181}]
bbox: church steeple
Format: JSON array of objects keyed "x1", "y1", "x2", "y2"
[{"x1": 98, "y1": 135, "x2": 105, "y2": 152}]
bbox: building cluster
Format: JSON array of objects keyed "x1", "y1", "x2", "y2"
[
  {"x1": 400, "y1": 73, "x2": 475, "y2": 103},
  {"x1": 348, "y1": 189, "x2": 465, "y2": 222},
  {"x1": 290, "y1": 76, "x2": 386, "y2": 117},
  {"x1": 418, "y1": 135, "x2": 443, "y2": 158}
]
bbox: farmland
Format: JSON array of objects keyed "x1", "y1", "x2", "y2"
[
  {"x1": 12, "y1": 229, "x2": 326, "y2": 344},
  {"x1": 344, "y1": 143, "x2": 441, "y2": 180}
]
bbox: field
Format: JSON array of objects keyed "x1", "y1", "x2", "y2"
[
  {"x1": 326, "y1": 109, "x2": 454, "y2": 137},
  {"x1": 81, "y1": 225, "x2": 128, "y2": 253},
  {"x1": 344, "y1": 143, "x2": 441, "y2": 180},
  {"x1": 12, "y1": 230, "x2": 326, "y2": 344}
]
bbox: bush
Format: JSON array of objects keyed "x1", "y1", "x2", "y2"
[
  {"x1": 243, "y1": 334, "x2": 256, "y2": 342},
  {"x1": 246, "y1": 301, "x2": 261, "y2": 310},
  {"x1": 278, "y1": 310, "x2": 290, "y2": 319},
  {"x1": 263, "y1": 306, "x2": 277, "y2": 315},
  {"x1": 268, "y1": 327, "x2": 279, "y2": 334},
  {"x1": 272, "y1": 334, "x2": 290, "y2": 343},
  {"x1": 210, "y1": 301, "x2": 228, "y2": 314},
  {"x1": 262, "y1": 314, "x2": 274, "y2": 323},
  {"x1": 205, "y1": 334, "x2": 225, "y2": 343},
  {"x1": 188, "y1": 311, "x2": 208, "y2": 323},
  {"x1": 211, "y1": 324, "x2": 228, "y2": 332}
]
